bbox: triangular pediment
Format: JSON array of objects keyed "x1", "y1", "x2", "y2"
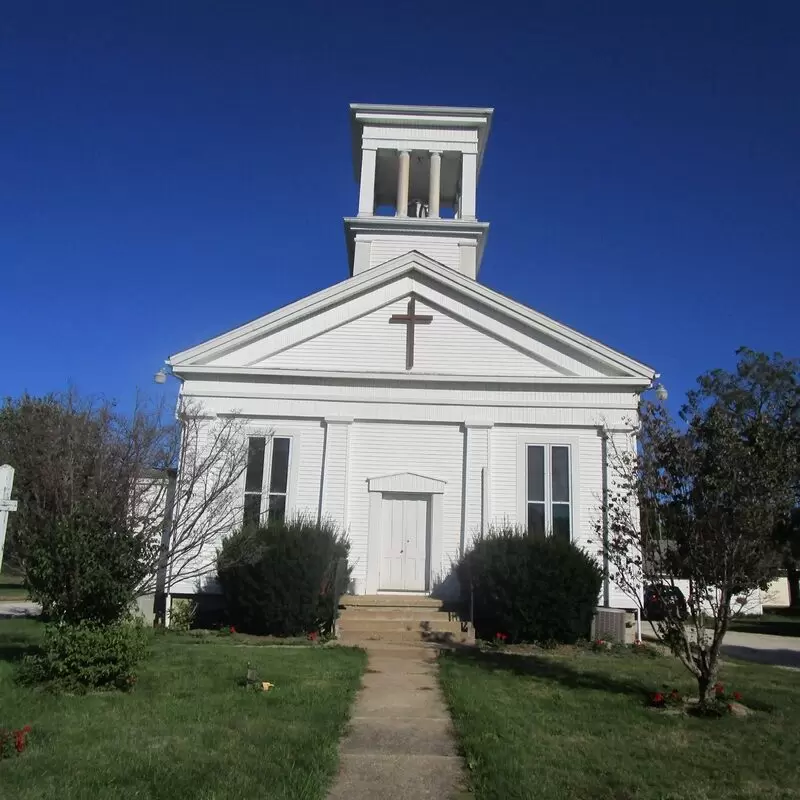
[
  {"x1": 367, "y1": 473, "x2": 446, "y2": 494},
  {"x1": 169, "y1": 252, "x2": 654, "y2": 385},
  {"x1": 241, "y1": 293, "x2": 572, "y2": 377}
]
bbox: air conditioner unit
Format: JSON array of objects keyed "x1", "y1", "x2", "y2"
[{"x1": 591, "y1": 607, "x2": 635, "y2": 644}]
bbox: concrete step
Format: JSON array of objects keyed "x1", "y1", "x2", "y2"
[
  {"x1": 337, "y1": 594, "x2": 474, "y2": 645},
  {"x1": 338, "y1": 627, "x2": 473, "y2": 645},
  {"x1": 341, "y1": 594, "x2": 445, "y2": 609},
  {"x1": 338, "y1": 618, "x2": 474, "y2": 645},
  {"x1": 339, "y1": 618, "x2": 465, "y2": 635},
  {"x1": 339, "y1": 608, "x2": 461, "y2": 622}
]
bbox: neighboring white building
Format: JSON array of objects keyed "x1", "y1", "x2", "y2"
[{"x1": 167, "y1": 104, "x2": 656, "y2": 607}]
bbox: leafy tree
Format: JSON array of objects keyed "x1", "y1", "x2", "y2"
[
  {"x1": 0, "y1": 390, "x2": 251, "y2": 622},
  {"x1": 687, "y1": 348, "x2": 800, "y2": 606},
  {"x1": 598, "y1": 348, "x2": 799, "y2": 710}
]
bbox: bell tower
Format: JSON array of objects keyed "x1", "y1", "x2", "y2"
[{"x1": 344, "y1": 104, "x2": 492, "y2": 280}]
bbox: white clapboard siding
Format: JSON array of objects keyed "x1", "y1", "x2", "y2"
[
  {"x1": 490, "y1": 425, "x2": 604, "y2": 548},
  {"x1": 235, "y1": 416, "x2": 326, "y2": 523},
  {"x1": 185, "y1": 390, "x2": 636, "y2": 432},
  {"x1": 369, "y1": 237, "x2": 460, "y2": 270},
  {"x1": 346, "y1": 420, "x2": 465, "y2": 589},
  {"x1": 490, "y1": 424, "x2": 637, "y2": 608},
  {"x1": 260, "y1": 296, "x2": 564, "y2": 377},
  {"x1": 168, "y1": 416, "x2": 326, "y2": 595}
]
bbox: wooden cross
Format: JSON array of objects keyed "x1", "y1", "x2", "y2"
[
  {"x1": 389, "y1": 296, "x2": 433, "y2": 370},
  {"x1": 0, "y1": 465, "x2": 18, "y2": 575}
]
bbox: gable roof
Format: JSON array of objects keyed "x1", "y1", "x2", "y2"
[{"x1": 168, "y1": 252, "x2": 655, "y2": 385}]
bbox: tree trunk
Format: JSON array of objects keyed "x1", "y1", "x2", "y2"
[
  {"x1": 787, "y1": 566, "x2": 800, "y2": 609},
  {"x1": 697, "y1": 673, "x2": 717, "y2": 711}
]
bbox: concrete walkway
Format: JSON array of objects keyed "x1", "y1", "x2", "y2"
[
  {"x1": 328, "y1": 643, "x2": 466, "y2": 800},
  {"x1": 720, "y1": 630, "x2": 800, "y2": 669},
  {"x1": 0, "y1": 601, "x2": 40, "y2": 619},
  {"x1": 642, "y1": 623, "x2": 800, "y2": 669}
]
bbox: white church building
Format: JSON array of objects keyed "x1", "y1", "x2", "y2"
[{"x1": 167, "y1": 104, "x2": 656, "y2": 608}]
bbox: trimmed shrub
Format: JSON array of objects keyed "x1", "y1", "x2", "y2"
[
  {"x1": 458, "y1": 526, "x2": 603, "y2": 644},
  {"x1": 216, "y1": 515, "x2": 350, "y2": 636},
  {"x1": 20, "y1": 619, "x2": 148, "y2": 692}
]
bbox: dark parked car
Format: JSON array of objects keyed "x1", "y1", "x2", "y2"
[{"x1": 643, "y1": 584, "x2": 688, "y2": 621}]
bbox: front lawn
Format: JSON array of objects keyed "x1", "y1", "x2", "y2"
[
  {"x1": 440, "y1": 645, "x2": 800, "y2": 800},
  {"x1": 0, "y1": 619, "x2": 366, "y2": 799},
  {"x1": 0, "y1": 569, "x2": 27, "y2": 601}
]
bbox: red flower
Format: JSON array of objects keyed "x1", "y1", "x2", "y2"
[
  {"x1": 714, "y1": 683, "x2": 724, "y2": 695},
  {"x1": 495, "y1": 632, "x2": 507, "y2": 641},
  {"x1": 14, "y1": 730, "x2": 26, "y2": 753},
  {"x1": 229, "y1": 626, "x2": 236, "y2": 634},
  {"x1": 733, "y1": 691, "x2": 742, "y2": 701},
  {"x1": 22, "y1": 725, "x2": 31, "y2": 734},
  {"x1": 308, "y1": 631, "x2": 319, "y2": 641}
]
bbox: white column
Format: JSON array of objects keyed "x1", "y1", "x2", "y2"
[
  {"x1": 319, "y1": 417, "x2": 353, "y2": 530},
  {"x1": 357, "y1": 148, "x2": 377, "y2": 217},
  {"x1": 428, "y1": 150, "x2": 441, "y2": 219},
  {"x1": 396, "y1": 150, "x2": 410, "y2": 217},
  {"x1": 461, "y1": 422, "x2": 492, "y2": 553},
  {"x1": 460, "y1": 152, "x2": 478, "y2": 220}
]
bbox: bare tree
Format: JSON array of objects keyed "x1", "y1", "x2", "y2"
[
  {"x1": 132, "y1": 399, "x2": 259, "y2": 602},
  {"x1": 1, "y1": 390, "x2": 258, "y2": 623},
  {"x1": 596, "y1": 351, "x2": 798, "y2": 709}
]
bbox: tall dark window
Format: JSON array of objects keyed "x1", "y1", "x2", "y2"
[
  {"x1": 527, "y1": 445, "x2": 546, "y2": 537},
  {"x1": 267, "y1": 437, "x2": 290, "y2": 523},
  {"x1": 526, "y1": 444, "x2": 571, "y2": 540},
  {"x1": 242, "y1": 436, "x2": 291, "y2": 527}
]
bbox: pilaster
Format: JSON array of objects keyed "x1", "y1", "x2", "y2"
[
  {"x1": 320, "y1": 416, "x2": 353, "y2": 530},
  {"x1": 357, "y1": 148, "x2": 377, "y2": 216},
  {"x1": 462, "y1": 421, "x2": 493, "y2": 553},
  {"x1": 460, "y1": 152, "x2": 478, "y2": 220}
]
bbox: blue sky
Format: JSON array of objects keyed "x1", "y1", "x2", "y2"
[{"x1": 3, "y1": 1, "x2": 798, "y2": 412}]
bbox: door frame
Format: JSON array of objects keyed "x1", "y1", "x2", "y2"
[{"x1": 365, "y1": 472, "x2": 446, "y2": 595}]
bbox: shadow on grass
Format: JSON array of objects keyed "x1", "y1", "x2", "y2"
[
  {"x1": 728, "y1": 619, "x2": 800, "y2": 638},
  {"x1": 721, "y1": 644, "x2": 800, "y2": 670},
  {"x1": 0, "y1": 642, "x2": 39, "y2": 663},
  {"x1": 442, "y1": 646, "x2": 652, "y2": 700},
  {"x1": 0, "y1": 617, "x2": 44, "y2": 663}
]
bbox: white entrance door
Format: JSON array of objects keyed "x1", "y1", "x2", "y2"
[{"x1": 379, "y1": 493, "x2": 430, "y2": 591}]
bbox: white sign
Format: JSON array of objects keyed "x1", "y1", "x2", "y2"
[{"x1": 0, "y1": 465, "x2": 16, "y2": 575}]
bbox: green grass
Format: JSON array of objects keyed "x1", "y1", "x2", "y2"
[
  {"x1": 726, "y1": 609, "x2": 800, "y2": 638},
  {"x1": 0, "y1": 619, "x2": 366, "y2": 799},
  {"x1": 439, "y1": 645, "x2": 800, "y2": 800},
  {"x1": 0, "y1": 569, "x2": 27, "y2": 601}
]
